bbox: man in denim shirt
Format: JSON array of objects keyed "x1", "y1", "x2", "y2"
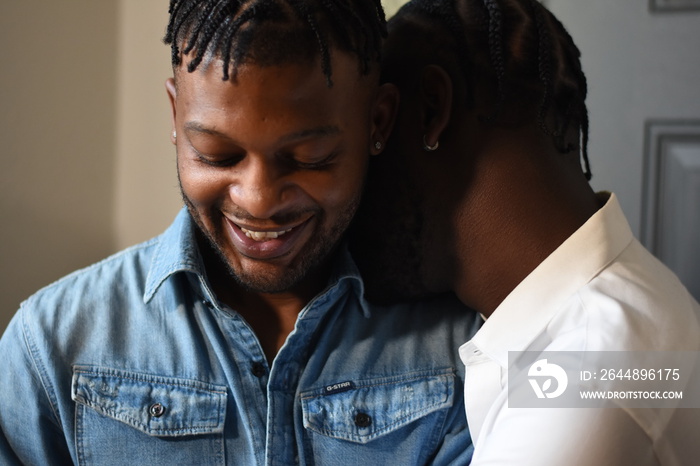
[{"x1": 0, "y1": 0, "x2": 481, "y2": 464}]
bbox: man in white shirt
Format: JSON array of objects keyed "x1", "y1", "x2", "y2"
[{"x1": 351, "y1": 0, "x2": 700, "y2": 464}]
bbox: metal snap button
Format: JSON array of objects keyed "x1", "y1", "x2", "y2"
[
  {"x1": 149, "y1": 403, "x2": 166, "y2": 418},
  {"x1": 354, "y1": 412, "x2": 372, "y2": 428}
]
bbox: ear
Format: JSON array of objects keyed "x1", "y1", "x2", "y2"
[
  {"x1": 369, "y1": 83, "x2": 400, "y2": 155},
  {"x1": 165, "y1": 77, "x2": 178, "y2": 145},
  {"x1": 420, "y1": 65, "x2": 453, "y2": 150}
]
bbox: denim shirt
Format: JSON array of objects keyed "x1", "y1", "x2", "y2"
[{"x1": 0, "y1": 208, "x2": 480, "y2": 465}]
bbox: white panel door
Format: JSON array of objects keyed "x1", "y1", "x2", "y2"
[{"x1": 545, "y1": 0, "x2": 700, "y2": 299}]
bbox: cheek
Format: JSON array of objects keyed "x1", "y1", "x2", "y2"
[
  {"x1": 178, "y1": 158, "x2": 229, "y2": 208},
  {"x1": 310, "y1": 158, "x2": 368, "y2": 213},
  {"x1": 297, "y1": 174, "x2": 359, "y2": 217}
]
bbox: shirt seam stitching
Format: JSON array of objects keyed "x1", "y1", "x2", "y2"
[{"x1": 21, "y1": 305, "x2": 63, "y2": 428}]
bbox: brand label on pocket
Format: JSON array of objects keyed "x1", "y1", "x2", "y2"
[{"x1": 324, "y1": 381, "x2": 355, "y2": 395}]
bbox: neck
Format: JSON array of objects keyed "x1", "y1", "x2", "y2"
[
  {"x1": 450, "y1": 131, "x2": 601, "y2": 318},
  {"x1": 200, "y1": 237, "x2": 330, "y2": 362}
]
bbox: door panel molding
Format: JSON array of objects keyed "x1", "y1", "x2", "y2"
[
  {"x1": 650, "y1": 0, "x2": 700, "y2": 12},
  {"x1": 642, "y1": 120, "x2": 700, "y2": 299}
]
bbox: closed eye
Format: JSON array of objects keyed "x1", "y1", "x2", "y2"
[
  {"x1": 289, "y1": 150, "x2": 340, "y2": 170},
  {"x1": 193, "y1": 149, "x2": 245, "y2": 167}
]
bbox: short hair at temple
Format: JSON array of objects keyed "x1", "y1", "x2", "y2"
[
  {"x1": 164, "y1": 0, "x2": 387, "y2": 86},
  {"x1": 386, "y1": 0, "x2": 592, "y2": 179}
]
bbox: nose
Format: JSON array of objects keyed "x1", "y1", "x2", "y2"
[{"x1": 228, "y1": 155, "x2": 294, "y2": 220}]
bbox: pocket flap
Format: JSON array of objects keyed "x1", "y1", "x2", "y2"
[
  {"x1": 71, "y1": 365, "x2": 227, "y2": 437},
  {"x1": 301, "y1": 368, "x2": 455, "y2": 444}
]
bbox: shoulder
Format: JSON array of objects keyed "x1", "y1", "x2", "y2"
[
  {"x1": 356, "y1": 293, "x2": 483, "y2": 376},
  {"x1": 371, "y1": 293, "x2": 483, "y2": 339},
  {"x1": 1, "y1": 231, "x2": 184, "y2": 394},
  {"x1": 575, "y1": 238, "x2": 700, "y2": 351},
  {"x1": 21, "y1": 237, "x2": 160, "y2": 313},
  {"x1": 11, "y1": 235, "x2": 166, "y2": 355}
]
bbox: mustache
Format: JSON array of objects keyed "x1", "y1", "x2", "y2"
[{"x1": 223, "y1": 205, "x2": 320, "y2": 225}]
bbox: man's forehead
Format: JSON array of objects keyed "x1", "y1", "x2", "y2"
[{"x1": 171, "y1": 51, "x2": 377, "y2": 145}]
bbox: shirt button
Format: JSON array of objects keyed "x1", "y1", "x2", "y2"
[
  {"x1": 354, "y1": 412, "x2": 372, "y2": 428},
  {"x1": 149, "y1": 403, "x2": 166, "y2": 418},
  {"x1": 252, "y1": 362, "x2": 267, "y2": 378}
]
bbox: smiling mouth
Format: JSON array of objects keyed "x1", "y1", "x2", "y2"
[
  {"x1": 225, "y1": 215, "x2": 314, "y2": 261},
  {"x1": 239, "y1": 226, "x2": 294, "y2": 241}
]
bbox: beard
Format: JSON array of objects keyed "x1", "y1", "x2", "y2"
[{"x1": 181, "y1": 187, "x2": 361, "y2": 295}]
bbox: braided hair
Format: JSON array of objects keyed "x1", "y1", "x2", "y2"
[
  {"x1": 389, "y1": 0, "x2": 592, "y2": 179},
  {"x1": 164, "y1": 0, "x2": 387, "y2": 86}
]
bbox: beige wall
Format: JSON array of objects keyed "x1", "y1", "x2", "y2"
[
  {"x1": 383, "y1": 0, "x2": 408, "y2": 17},
  {"x1": 0, "y1": 1, "x2": 181, "y2": 334},
  {"x1": 0, "y1": 1, "x2": 118, "y2": 332},
  {"x1": 114, "y1": 1, "x2": 182, "y2": 251}
]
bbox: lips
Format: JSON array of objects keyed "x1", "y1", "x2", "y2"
[
  {"x1": 224, "y1": 216, "x2": 312, "y2": 260},
  {"x1": 239, "y1": 226, "x2": 294, "y2": 241}
]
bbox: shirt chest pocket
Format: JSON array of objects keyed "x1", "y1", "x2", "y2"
[
  {"x1": 300, "y1": 368, "x2": 456, "y2": 460},
  {"x1": 71, "y1": 365, "x2": 227, "y2": 466}
]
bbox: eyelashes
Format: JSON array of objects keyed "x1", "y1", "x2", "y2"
[
  {"x1": 193, "y1": 149, "x2": 340, "y2": 171},
  {"x1": 194, "y1": 152, "x2": 245, "y2": 167},
  {"x1": 291, "y1": 150, "x2": 340, "y2": 170}
]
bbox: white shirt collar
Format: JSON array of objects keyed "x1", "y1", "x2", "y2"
[{"x1": 461, "y1": 193, "x2": 634, "y2": 368}]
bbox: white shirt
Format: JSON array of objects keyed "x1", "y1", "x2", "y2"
[{"x1": 460, "y1": 193, "x2": 700, "y2": 466}]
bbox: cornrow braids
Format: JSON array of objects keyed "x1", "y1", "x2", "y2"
[
  {"x1": 392, "y1": 0, "x2": 592, "y2": 179},
  {"x1": 167, "y1": 0, "x2": 200, "y2": 66},
  {"x1": 164, "y1": 0, "x2": 387, "y2": 87},
  {"x1": 287, "y1": 0, "x2": 332, "y2": 83},
  {"x1": 224, "y1": 1, "x2": 283, "y2": 80},
  {"x1": 185, "y1": 1, "x2": 232, "y2": 72},
  {"x1": 541, "y1": 3, "x2": 592, "y2": 179},
  {"x1": 527, "y1": 0, "x2": 553, "y2": 137},
  {"x1": 397, "y1": 0, "x2": 473, "y2": 100},
  {"x1": 481, "y1": 0, "x2": 506, "y2": 121}
]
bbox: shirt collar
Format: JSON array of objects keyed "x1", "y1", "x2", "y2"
[
  {"x1": 466, "y1": 192, "x2": 634, "y2": 367},
  {"x1": 144, "y1": 207, "x2": 204, "y2": 303},
  {"x1": 322, "y1": 243, "x2": 370, "y2": 316},
  {"x1": 143, "y1": 207, "x2": 370, "y2": 317}
]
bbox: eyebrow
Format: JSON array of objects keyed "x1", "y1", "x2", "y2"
[
  {"x1": 279, "y1": 125, "x2": 340, "y2": 144},
  {"x1": 184, "y1": 121, "x2": 227, "y2": 138},
  {"x1": 183, "y1": 122, "x2": 341, "y2": 144}
]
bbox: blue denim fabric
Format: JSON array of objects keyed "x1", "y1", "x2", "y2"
[{"x1": 0, "y1": 208, "x2": 480, "y2": 465}]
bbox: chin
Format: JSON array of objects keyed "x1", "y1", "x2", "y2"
[
  {"x1": 220, "y1": 238, "x2": 332, "y2": 294},
  {"x1": 230, "y1": 268, "x2": 305, "y2": 294}
]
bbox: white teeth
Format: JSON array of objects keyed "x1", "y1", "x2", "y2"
[{"x1": 240, "y1": 227, "x2": 293, "y2": 242}]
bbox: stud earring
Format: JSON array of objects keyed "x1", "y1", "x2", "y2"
[
  {"x1": 172, "y1": 130, "x2": 177, "y2": 140},
  {"x1": 374, "y1": 141, "x2": 382, "y2": 151},
  {"x1": 423, "y1": 135, "x2": 439, "y2": 151}
]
